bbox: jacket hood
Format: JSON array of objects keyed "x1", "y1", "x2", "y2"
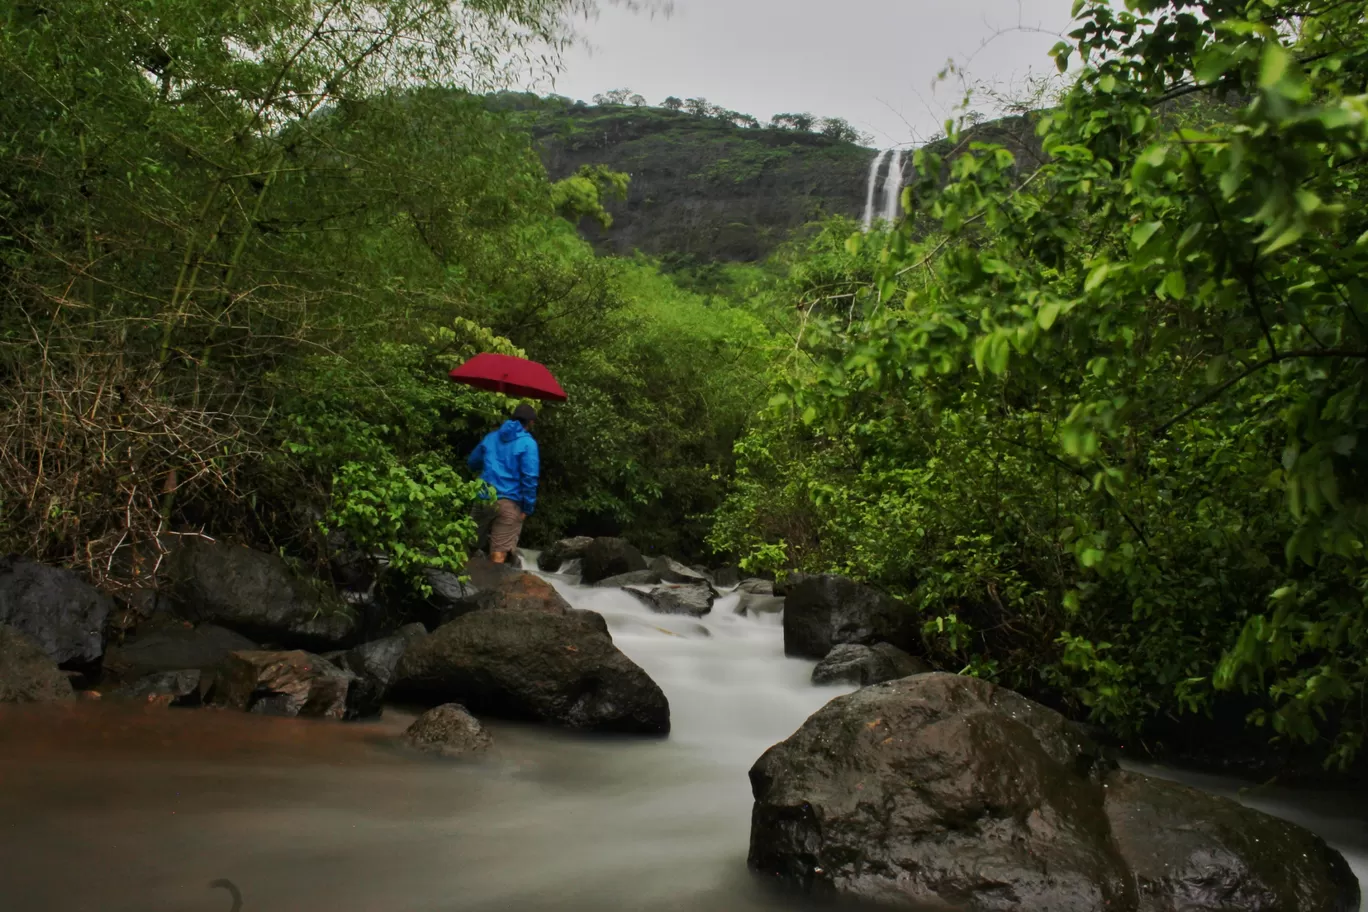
[{"x1": 497, "y1": 419, "x2": 526, "y2": 443}]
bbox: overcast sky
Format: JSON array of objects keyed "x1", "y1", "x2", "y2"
[{"x1": 527, "y1": 0, "x2": 1078, "y2": 148}]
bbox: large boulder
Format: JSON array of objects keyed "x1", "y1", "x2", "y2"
[
  {"x1": 208, "y1": 650, "x2": 355, "y2": 719},
  {"x1": 393, "y1": 608, "x2": 669, "y2": 734},
  {"x1": 0, "y1": 623, "x2": 72, "y2": 702},
  {"x1": 401, "y1": 703, "x2": 493, "y2": 758},
  {"x1": 592, "y1": 569, "x2": 662, "y2": 588},
  {"x1": 711, "y1": 566, "x2": 742, "y2": 589},
  {"x1": 328, "y1": 623, "x2": 427, "y2": 718},
  {"x1": 0, "y1": 557, "x2": 113, "y2": 665},
  {"x1": 102, "y1": 622, "x2": 258, "y2": 682},
  {"x1": 1103, "y1": 770, "x2": 1359, "y2": 912},
  {"x1": 782, "y1": 573, "x2": 918, "y2": 659},
  {"x1": 537, "y1": 537, "x2": 595, "y2": 572},
  {"x1": 580, "y1": 537, "x2": 648, "y2": 584},
  {"x1": 627, "y1": 582, "x2": 715, "y2": 617},
  {"x1": 169, "y1": 540, "x2": 356, "y2": 650},
  {"x1": 811, "y1": 643, "x2": 932, "y2": 687},
  {"x1": 748, "y1": 672, "x2": 1359, "y2": 912},
  {"x1": 419, "y1": 556, "x2": 520, "y2": 626}
]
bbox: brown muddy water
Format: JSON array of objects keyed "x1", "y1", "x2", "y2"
[{"x1": 0, "y1": 572, "x2": 1363, "y2": 911}]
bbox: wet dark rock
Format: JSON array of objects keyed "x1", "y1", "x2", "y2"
[
  {"x1": 393, "y1": 608, "x2": 668, "y2": 734},
  {"x1": 580, "y1": 537, "x2": 648, "y2": 584},
  {"x1": 811, "y1": 643, "x2": 932, "y2": 687},
  {"x1": 627, "y1": 582, "x2": 715, "y2": 617},
  {"x1": 771, "y1": 572, "x2": 813, "y2": 598},
  {"x1": 329, "y1": 623, "x2": 427, "y2": 718},
  {"x1": 537, "y1": 537, "x2": 595, "y2": 572},
  {"x1": 711, "y1": 566, "x2": 742, "y2": 589},
  {"x1": 649, "y1": 556, "x2": 711, "y2": 585},
  {"x1": 168, "y1": 540, "x2": 357, "y2": 650},
  {"x1": 782, "y1": 573, "x2": 918, "y2": 659},
  {"x1": 209, "y1": 650, "x2": 355, "y2": 719},
  {"x1": 748, "y1": 672, "x2": 1359, "y2": 912},
  {"x1": 420, "y1": 556, "x2": 519, "y2": 626},
  {"x1": 592, "y1": 569, "x2": 662, "y2": 588},
  {"x1": 107, "y1": 669, "x2": 202, "y2": 707},
  {"x1": 1103, "y1": 770, "x2": 1359, "y2": 912},
  {"x1": 402, "y1": 703, "x2": 493, "y2": 757},
  {"x1": 0, "y1": 557, "x2": 113, "y2": 665},
  {"x1": 0, "y1": 623, "x2": 72, "y2": 703},
  {"x1": 735, "y1": 580, "x2": 783, "y2": 617},
  {"x1": 737, "y1": 579, "x2": 774, "y2": 596},
  {"x1": 481, "y1": 572, "x2": 573, "y2": 615},
  {"x1": 749, "y1": 672, "x2": 1130, "y2": 909},
  {"x1": 103, "y1": 622, "x2": 258, "y2": 682}
]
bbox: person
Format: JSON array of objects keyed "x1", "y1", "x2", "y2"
[{"x1": 467, "y1": 403, "x2": 540, "y2": 564}]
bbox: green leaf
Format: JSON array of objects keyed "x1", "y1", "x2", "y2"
[
  {"x1": 1259, "y1": 41, "x2": 1290, "y2": 90},
  {"x1": 1131, "y1": 221, "x2": 1162, "y2": 249},
  {"x1": 1084, "y1": 261, "x2": 1111, "y2": 293},
  {"x1": 1037, "y1": 300, "x2": 1062, "y2": 330},
  {"x1": 1163, "y1": 270, "x2": 1187, "y2": 299}
]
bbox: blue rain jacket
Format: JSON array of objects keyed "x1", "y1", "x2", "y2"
[{"x1": 467, "y1": 420, "x2": 540, "y2": 515}]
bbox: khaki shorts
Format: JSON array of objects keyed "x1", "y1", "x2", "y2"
[{"x1": 488, "y1": 498, "x2": 524, "y2": 554}]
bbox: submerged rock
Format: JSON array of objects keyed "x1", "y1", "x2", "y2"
[
  {"x1": 810, "y1": 643, "x2": 931, "y2": 687},
  {"x1": 648, "y1": 556, "x2": 711, "y2": 585},
  {"x1": 329, "y1": 623, "x2": 427, "y2": 718},
  {"x1": 402, "y1": 703, "x2": 493, "y2": 757},
  {"x1": 580, "y1": 537, "x2": 648, "y2": 584},
  {"x1": 107, "y1": 669, "x2": 202, "y2": 707},
  {"x1": 393, "y1": 608, "x2": 668, "y2": 734},
  {"x1": 627, "y1": 582, "x2": 715, "y2": 617},
  {"x1": 748, "y1": 672, "x2": 1359, "y2": 912},
  {"x1": 537, "y1": 537, "x2": 595, "y2": 572},
  {"x1": 209, "y1": 650, "x2": 355, "y2": 719},
  {"x1": 169, "y1": 540, "x2": 357, "y2": 650},
  {"x1": 102, "y1": 622, "x2": 258, "y2": 682},
  {"x1": 0, "y1": 623, "x2": 73, "y2": 703},
  {"x1": 782, "y1": 573, "x2": 918, "y2": 659},
  {"x1": 0, "y1": 557, "x2": 113, "y2": 665}
]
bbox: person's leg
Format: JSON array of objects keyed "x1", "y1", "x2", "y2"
[{"x1": 488, "y1": 499, "x2": 520, "y2": 564}]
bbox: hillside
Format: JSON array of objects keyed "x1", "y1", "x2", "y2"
[{"x1": 491, "y1": 94, "x2": 876, "y2": 262}]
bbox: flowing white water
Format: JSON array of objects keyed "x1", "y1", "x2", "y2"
[
  {"x1": 861, "y1": 148, "x2": 892, "y2": 231},
  {"x1": 881, "y1": 149, "x2": 907, "y2": 226},
  {"x1": 0, "y1": 566, "x2": 1362, "y2": 911}
]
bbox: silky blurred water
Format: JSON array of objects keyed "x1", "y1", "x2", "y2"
[{"x1": 0, "y1": 564, "x2": 1362, "y2": 911}]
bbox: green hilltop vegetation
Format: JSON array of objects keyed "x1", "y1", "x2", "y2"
[
  {"x1": 488, "y1": 90, "x2": 879, "y2": 262},
  {"x1": 3, "y1": 0, "x2": 1368, "y2": 775}
]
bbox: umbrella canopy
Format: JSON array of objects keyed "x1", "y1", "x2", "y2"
[{"x1": 449, "y1": 353, "x2": 568, "y2": 402}]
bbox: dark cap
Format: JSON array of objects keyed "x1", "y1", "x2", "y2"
[{"x1": 512, "y1": 403, "x2": 537, "y2": 424}]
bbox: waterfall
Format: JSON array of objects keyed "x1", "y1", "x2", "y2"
[
  {"x1": 861, "y1": 149, "x2": 892, "y2": 231},
  {"x1": 862, "y1": 148, "x2": 908, "y2": 231},
  {"x1": 882, "y1": 149, "x2": 906, "y2": 226}
]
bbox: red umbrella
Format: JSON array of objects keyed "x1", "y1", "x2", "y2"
[{"x1": 449, "y1": 353, "x2": 568, "y2": 402}]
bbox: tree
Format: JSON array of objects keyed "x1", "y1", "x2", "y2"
[
  {"x1": 662, "y1": 96, "x2": 684, "y2": 111},
  {"x1": 771, "y1": 112, "x2": 816, "y2": 131},
  {"x1": 818, "y1": 116, "x2": 870, "y2": 145},
  {"x1": 684, "y1": 97, "x2": 711, "y2": 117},
  {"x1": 628, "y1": 94, "x2": 647, "y2": 107}
]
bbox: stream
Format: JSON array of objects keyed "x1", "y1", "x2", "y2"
[{"x1": 0, "y1": 564, "x2": 1364, "y2": 911}]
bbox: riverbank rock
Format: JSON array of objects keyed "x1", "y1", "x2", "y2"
[
  {"x1": 748, "y1": 672, "x2": 1360, "y2": 912},
  {"x1": 393, "y1": 608, "x2": 669, "y2": 734},
  {"x1": 0, "y1": 624, "x2": 73, "y2": 703},
  {"x1": 107, "y1": 669, "x2": 202, "y2": 707},
  {"x1": 537, "y1": 537, "x2": 595, "y2": 572},
  {"x1": 627, "y1": 582, "x2": 715, "y2": 617},
  {"x1": 592, "y1": 569, "x2": 661, "y2": 588},
  {"x1": 102, "y1": 622, "x2": 258, "y2": 682},
  {"x1": 811, "y1": 643, "x2": 931, "y2": 686},
  {"x1": 712, "y1": 566, "x2": 742, "y2": 589},
  {"x1": 1103, "y1": 770, "x2": 1359, "y2": 912},
  {"x1": 735, "y1": 579, "x2": 783, "y2": 617},
  {"x1": 0, "y1": 557, "x2": 113, "y2": 665},
  {"x1": 169, "y1": 540, "x2": 356, "y2": 650},
  {"x1": 782, "y1": 573, "x2": 918, "y2": 659},
  {"x1": 328, "y1": 623, "x2": 427, "y2": 718},
  {"x1": 402, "y1": 704, "x2": 493, "y2": 757},
  {"x1": 580, "y1": 537, "x2": 648, "y2": 584},
  {"x1": 209, "y1": 650, "x2": 354, "y2": 719},
  {"x1": 420, "y1": 556, "x2": 520, "y2": 625}
]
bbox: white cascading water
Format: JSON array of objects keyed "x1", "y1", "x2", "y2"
[
  {"x1": 0, "y1": 557, "x2": 1362, "y2": 911},
  {"x1": 881, "y1": 149, "x2": 906, "y2": 226},
  {"x1": 861, "y1": 148, "x2": 892, "y2": 231}
]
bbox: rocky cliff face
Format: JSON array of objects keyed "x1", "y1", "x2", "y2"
[{"x1": 497, "y1": 96, "x2": 875, "y2": 262}]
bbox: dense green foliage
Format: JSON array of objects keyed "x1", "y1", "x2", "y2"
[
  {"x1": 712, "y1": 0, "x2": 1368, "y2": 768},
  {"x1": 0, "y1": 0, "x2": 766, "y2": 599}
]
